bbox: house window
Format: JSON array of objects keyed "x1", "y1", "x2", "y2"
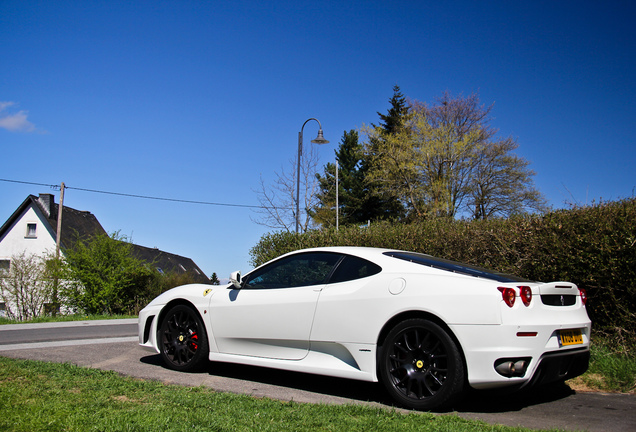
[
  {"x1": 0, "y1": 260, "x2": 10, "y2": 271},
  {"x1": 26, "y1": 223, "x2": 37, "y2": 238}
]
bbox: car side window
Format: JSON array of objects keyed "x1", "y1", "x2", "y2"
[
  {"x1": 329, "y1": 255, "x2": 382, "y2": 283},
  {"x1": 243, "y1": 252, "x2": 342, "y2": 289}
]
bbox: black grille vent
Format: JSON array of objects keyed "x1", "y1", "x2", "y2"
[{"x1": 541, "y1": 295, "x2": 576, "y2": 306}]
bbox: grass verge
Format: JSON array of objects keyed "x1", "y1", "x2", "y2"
[
  {"x1": 567, "y1": 336, "x2": 636, "y2": 393},
  {"x1": 0, "y1": 357, "x2": 558, "y2": 432}
]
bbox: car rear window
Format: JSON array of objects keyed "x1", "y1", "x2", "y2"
[{"x1": 383, "y1": 251, "x2": 531, "y2": 283}]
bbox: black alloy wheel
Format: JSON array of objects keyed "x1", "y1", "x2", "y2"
[
  {"x1": 159, "y1": 305, "x2": 209, "y2": 372},
  {"x1": 379, "y1": 318, "x2": 465, "y2": 411}
]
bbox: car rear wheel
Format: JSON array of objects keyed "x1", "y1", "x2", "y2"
[
  {"x1": 159, "y1": 305, "x2": 209, "y2": 372},
  {"x1": 379, "y1": 318, "x2": 465, "y2": 410}
]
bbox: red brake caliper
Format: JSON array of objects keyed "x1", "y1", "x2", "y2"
[{"x1": 191, "y1": 332, "x2": 198, "y2": 350}]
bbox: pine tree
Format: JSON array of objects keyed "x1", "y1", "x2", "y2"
[
  {"x1": 311, "y1": 130, "x2": 364, "y2": 227},
  {"x1": 210, "y1": 272, "x2": 220, "y2": 285},
  {"x1": 376, "y1": 84, "x2": 409, "y2": 134},
  {"x1": 361, "y1": 85, "x2": 410, "y2": 220}
]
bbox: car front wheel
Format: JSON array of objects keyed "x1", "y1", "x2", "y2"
[
  {"x1": 379, "y1": 318, "x2": 465, "y2": 411},
  {"x1": 159, "y1": 304, "x2": 209, "y2": 372}
]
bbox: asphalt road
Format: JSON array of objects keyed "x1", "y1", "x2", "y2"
[{"x1": 1, "y1": 319, "x2": 634, "y2": 432}]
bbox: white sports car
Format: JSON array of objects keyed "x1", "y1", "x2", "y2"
[{"x1": 139, "y1": 246, "x2": 591, "y2": 410}]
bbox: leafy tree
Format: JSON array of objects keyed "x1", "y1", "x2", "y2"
[
  {"x1": 60, "y1": 231, "x2": 155, "y2": 315},
  {"x1": 469, "y1": 137, "x2": 548, "y2": 219},
  {"x1": 365, "y1": 92, "x2": 545, "y2": 219},
  {"x1": 364, "y1": 118, "x2": 428, "y2": 217},
  {"x1": 0, "y1": 252, "x2": 55, "y2": 320}
]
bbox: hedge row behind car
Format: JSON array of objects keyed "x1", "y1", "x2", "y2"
[{"x1": 250, "y1": 197, "x2": 636, "y2": 341}]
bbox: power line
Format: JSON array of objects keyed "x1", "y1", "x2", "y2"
[{"x1": 0, "y1": 178, "x2": 283, "y2": 210}]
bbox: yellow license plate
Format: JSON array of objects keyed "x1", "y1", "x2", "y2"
[{"x1": 560, "y1": 329, "x2": 583, "y2": 346}]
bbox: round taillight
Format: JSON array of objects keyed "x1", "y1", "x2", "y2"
[
  {"x1": 579, "y1": 288, "x2": 588, "y2": 306},
  {"x1": 498, "y1": 287, "x2": 516, "y2": 307},
  {"x1": 519, "y1": 286, "x2": 532, "y2": 307}
]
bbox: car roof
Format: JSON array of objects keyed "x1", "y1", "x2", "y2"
[{"x1": 284, "y1": 246, "x2": 396, "y2": 259}]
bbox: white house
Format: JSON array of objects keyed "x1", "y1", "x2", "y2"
[
  {"x1": 0, "y1": 193, "x2": 209, "y2": 317},
  {"x1": 0, "y1": 194, "x2": 106, "y2": 268}
]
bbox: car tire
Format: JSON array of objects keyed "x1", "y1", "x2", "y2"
[
  {"x1": 159, "y1": 304, "x2": 209, "y2": 372},
  {"x1": 379, "y1": 318, "x2": 465, "y2": 411}
]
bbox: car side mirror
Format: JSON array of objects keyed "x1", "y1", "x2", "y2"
[{"x1": 229, "y1": 271, "x2": 242, "y2": 289}]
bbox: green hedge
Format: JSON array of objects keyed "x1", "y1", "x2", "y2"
[{"x1": 250, "y1": 198, "x2": 636, "y2": 339}]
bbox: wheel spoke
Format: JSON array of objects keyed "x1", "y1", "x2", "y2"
[
  {"x1": 428, "y1": 369, "x2": 444, "y2": 385},
  {"x1": 403, "y1": 333, "x2": 415, "y2": 351},
  {"x1": 423, "y1": 375, "x2": 436, "y2": 395}
]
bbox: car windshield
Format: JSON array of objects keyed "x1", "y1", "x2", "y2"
[{"x1": 383, "y1": 251, "x2": 532, "y2": 283}]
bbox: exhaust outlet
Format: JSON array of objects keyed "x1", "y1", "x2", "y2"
[
  {"x1": 495, "y1": 361, "x2": 515, "y2": 376},
  {"x1": 494, "y1": 358, "x2": 530, "y2": 377}
]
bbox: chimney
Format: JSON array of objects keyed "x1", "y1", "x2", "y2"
[{"x1": 38, "y1": 193, "x2": 56, "y2": 218}]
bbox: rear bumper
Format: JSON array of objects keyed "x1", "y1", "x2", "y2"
[
  {"x1": 450, "y1": 321, "x2": 591, "y2": 389},
  {"x1": 522, "y1": 347, "x2": 590, "y2": 388}
]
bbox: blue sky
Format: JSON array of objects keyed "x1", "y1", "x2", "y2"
[{"x1": 1, "y1": 0, "x2": 635, "y2": 279}]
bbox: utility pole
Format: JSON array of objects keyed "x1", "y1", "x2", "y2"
[
  {"x1": 52, "y1": 182, "x2": 65, "y2": 316},
  {"x1": 335, "y1": 160, "x2": 339, "y2": 231},
  {"x1": 55, "y1": 182, "x2": 65, "y2": 258}
]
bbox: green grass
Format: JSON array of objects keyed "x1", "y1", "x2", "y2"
[
  {"x1": 0, "y1": 357, "x2": 556, "y2": 432},
  {"x1": 568, "y1": 337, "x2": 636, "y2": 393}
]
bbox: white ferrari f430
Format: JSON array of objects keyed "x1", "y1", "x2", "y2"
[{"x1": 139, "y1": 246, "x2": 591, "y2": 410}]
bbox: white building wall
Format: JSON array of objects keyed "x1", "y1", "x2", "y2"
[
  {"x1": 0, "y1": 202, "x2": 61, "y2": 318},
  {"x1": 0, "y1": 203, "x2": 58, "y2": 261}
]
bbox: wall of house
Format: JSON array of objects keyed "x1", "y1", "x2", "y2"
[{"x1": 0, "y1": 203, "x2": 58, "y2": 262}]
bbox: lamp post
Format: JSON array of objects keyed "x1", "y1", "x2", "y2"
[
  {"x1": 296, "y1": 118, "x2": 329, "y2": 233},
  {"x1": 335, "y1": 159, "x2": 339, "y2": 231}
]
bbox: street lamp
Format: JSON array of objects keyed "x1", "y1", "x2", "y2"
[{"x1": 296, "y1": 118, "x2": 329, "y2": 233}]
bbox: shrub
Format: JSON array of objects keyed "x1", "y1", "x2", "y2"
[
  {"x1": 60, "y1": 232, "x2": 155, "y2": 315},
  {"x1": 0, "y1": 252, "x2": 55, "y2": 320}
]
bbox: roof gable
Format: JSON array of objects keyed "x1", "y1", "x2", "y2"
[{"x1": 0, "y1": 194, "x2": 107, "y2": 248}]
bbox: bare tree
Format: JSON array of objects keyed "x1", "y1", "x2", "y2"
[
  {"x1": 0, "y1": 252, "x2": 54, "y2": 321},
  {"x1": 252, "y1": 143, "x2": 323, "y2": 232}
]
